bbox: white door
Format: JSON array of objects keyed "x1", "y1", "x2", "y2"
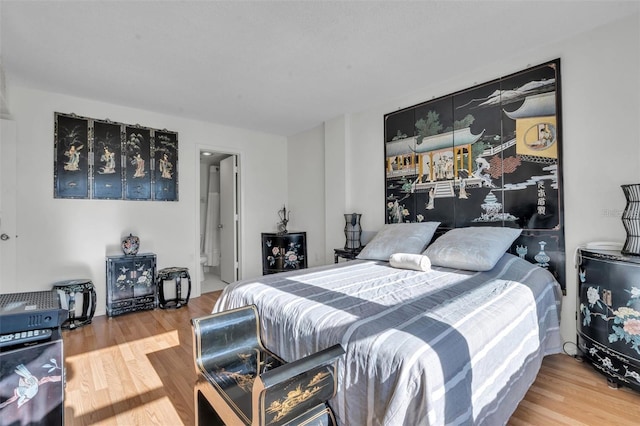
[
  {"x1": 0, "y1": 119, "x2": 17, "y2": 293},
  {"x1": 219, "y1": 155, "x2": 238, "y2": 283}
]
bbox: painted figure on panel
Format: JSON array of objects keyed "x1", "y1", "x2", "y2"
[
  {"x1": 126, "y1": 131, "x2": 147, "y2": 178},
  {"x1": 459, "y1": 179, "x2": 469, "y2": 199},
  {"x1": 99, "y1": 146, "x2": 116, "y2": 174},
  {"x1": 133, "y1": 153, "x2": 146, "y2": 178},
  {"x1": 425, "y1": 188, "x2": 435, "y2": 210},
  {"x1": 159, "y1": 153, "x2": 173, "y2": 179},
  {"x1": 63, "y1": 144, "x2": 83, "y2": 171}
]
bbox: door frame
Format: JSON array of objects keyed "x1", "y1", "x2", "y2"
[
  {"x1": 0, "y1": 119, "x2": 17, "y2": 293},
  {"x1": 194, "y1": 145, "x2": 243, "y2": 297}
]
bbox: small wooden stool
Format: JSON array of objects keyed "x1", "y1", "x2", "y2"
[
  {"x1": 52, "y1": 279, "x2": 96, "y2": 329},
  {"x1": 156, "y1": 267, "x2": 191, "y2": 309}
]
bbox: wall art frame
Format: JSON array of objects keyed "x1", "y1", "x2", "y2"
[
  {"x1": 383, "y1": 59, "x2": 566, "y2": 292},
  {"x1": 93, "y1": 118, "x2": 124, "y2": 200},
  {"x1": 124, "y1": 125, "x2": 152, "y2": 200},
  {"x1": 54, "y1": 113, "x2": 90, "y2": 199},
  {"x1": 54, "y1": 112, "x2": 179, "y2": 201},
  {"x1": 153, "y1": 129, "x2": 178, "y2": 201}
]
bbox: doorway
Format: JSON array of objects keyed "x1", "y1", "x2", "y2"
[{"x1": 199, "y1": 150, "x2": 240, "y2": 294}]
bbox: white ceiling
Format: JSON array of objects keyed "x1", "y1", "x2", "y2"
[{"x1": 1, "y1": 1, "x2": 638, "y2": 136}]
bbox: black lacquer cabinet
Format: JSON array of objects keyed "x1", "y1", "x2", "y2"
[
  {"x1": 261, "y1": 232, "x2": 307, "y2": 275},
  {"x1": 577, "y1": 248, "x2": 640, "y2": 391},
  {"x1": 106, "y1": 253, "x2": 157, "y2": 316}
]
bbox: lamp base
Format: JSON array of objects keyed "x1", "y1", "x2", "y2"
[
  {"x1": 622, "y1": 184, "x2": 640, "y2": 256},
  {"x1": 344, "y1": 213, "x2": 362, "y2": 252},
  {"x1": 622, "y1": 235, "x2": 640, "y2": 256}
]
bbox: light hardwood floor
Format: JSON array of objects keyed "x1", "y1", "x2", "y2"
[{"x1": 63, "y1": 291, "x2": 640, "y2": 425}]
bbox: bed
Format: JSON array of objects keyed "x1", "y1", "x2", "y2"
[{"x1": 213, "y1": 224, "x2": 563, "y2": 425}]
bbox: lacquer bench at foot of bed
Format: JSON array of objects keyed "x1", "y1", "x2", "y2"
[{"x1": 192, "y1": 305, "x2": 344, "y2": 426}]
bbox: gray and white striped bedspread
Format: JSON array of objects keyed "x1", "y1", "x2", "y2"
[{"x1": 213, "y1": 253, "x2": 563, "y2": 425}]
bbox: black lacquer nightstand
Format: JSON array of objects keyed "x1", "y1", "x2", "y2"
[{"x1": 334, "y1": 247, "x2": 363, "y2": 263}]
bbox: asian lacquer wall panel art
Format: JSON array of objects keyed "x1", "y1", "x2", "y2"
[
  {"x1": 93, "y1": 119, "x2": 124, "y2": 200},
  {"x1": 153, "y1": 130, "x2": 178, "y2": 201},
  {"x1": 54, "y1": 112, "x2": 178, "y2": 201},
  {"x1": 54, "y1": 113, "x2": 90, "y2": 198},
  {"x1": 384, "y1": 59, "x2": 565, "y2": 291},
  {"x1": 124, "y1": 125, "x2": 152, "y2": 200}
]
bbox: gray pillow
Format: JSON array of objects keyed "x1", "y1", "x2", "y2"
[
  {"x1": 356, "y1": 222, "x2": 440, "y2": 261},
  {"x1": 423, "y1": 226, "x2": 522, "y2": 271}
]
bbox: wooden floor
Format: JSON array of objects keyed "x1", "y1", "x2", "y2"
[{"x1": 62, "y1": 291, "x2": 640, "y2": 425}]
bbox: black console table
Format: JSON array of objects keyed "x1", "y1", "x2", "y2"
[
  {"x1": 577, "y1": 248, "x2": 640, "y2": 391},
  {"x1": 106, "y1": 253, "x2": 156, "y2": 317}
]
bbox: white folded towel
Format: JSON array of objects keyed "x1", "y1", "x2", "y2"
[{"x1": 389, "y1": 253, "x2": 432, "y2": 271}]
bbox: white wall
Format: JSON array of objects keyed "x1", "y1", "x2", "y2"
[
  {"x1": 290, "y1": 13, "x2": 640, "y2": 345},
  {"x1": 5, "y1": 86, "x2": 287, "y2": 316},
  {"x1": 287, "y1": 124, "x2": 326, "y2": 267},
  {"x1": 324, "y1": 116, "x2": 349, "y2": 262}
]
